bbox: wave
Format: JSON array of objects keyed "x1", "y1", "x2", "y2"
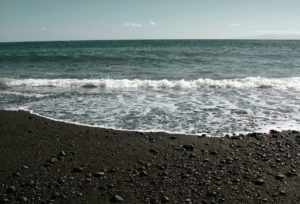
[{"x1": 1, "y1": 77, "x2": 300, "y2": 90}]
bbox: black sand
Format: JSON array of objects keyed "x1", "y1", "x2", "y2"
[{"x1": 0, "y1": 110, "x2": 300, "y2": 203}]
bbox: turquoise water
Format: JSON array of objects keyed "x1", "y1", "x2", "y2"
[{"x1": 1, "y1": 40, "x2": 300, "y2": 135}]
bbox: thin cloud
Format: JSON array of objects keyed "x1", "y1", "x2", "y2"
[
  {"x1": 149, "y1": 21, "x2": 157, "y2": 26},
  {"x1": 123, "y1": 22, "x2": 142, "y2": 27},
  {"x1": 229, "y1": 23, "x2": 240, "y2": 27},
  {"x1": 40, "y1": 27, "x2": 47, "y2": 31},
  {"x1": 252, "y1": 30, "x2": 300, "y2": 35}
]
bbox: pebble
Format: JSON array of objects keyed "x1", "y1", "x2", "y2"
[
  {"x1": 149, "y1": 148, "x2": 159, "y2": 155},
  {"x1": 19, "y1": 196, "x2": 28, "y2": 202},
  {"x1": 6, "y1": 185, "x2": 16, "y2": 194},
  {"x1": 22, "y1": 165, "x2": 29, "y2": 169},
  {"x1": 110, "y1": 194, "x2": 124, "y2": 202},
  {"x1": 139, "y1": 170, "x2": 148, "y2": 177},
  {"x1": 279, "y1": 190, "x2": 286, "y2": 196},
  {"x1": 182, "y1": 144, "x2": 194, "y2": 151},
  {"x1": 184, "y1": 198, "x2": 192, "y2": 203},
  {"x1": 72, "y1": 167, "x2": 83, "y2": 173},
  {"x1": 162, "y1": 195, "x2": 169, "y2": 203},
  {"x1": 50, "y1": 157, "x2": 58, "y2": 163},
  {"x1": 189, "y1": 153, "x2": 196, "y2": 158},
  {"x1": 59, "y1": 151, "x2": 66, "y2": 156},
  {"x1": 93, "y1": 172, "x2": 105, "y2": 177},
  {"x1": 275, "y1": 174, "x2": 285, "y2": 180},
  {"x1": 253, "y1": 178, "x2": 264, "y2": 185}
]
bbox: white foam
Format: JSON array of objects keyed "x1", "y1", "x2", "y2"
[
  {"x1": 1, "y1": 77, "x2": 300, "y2": 90},
  {"x1": 0, "y1": 90, "x2": 49, "y2": 98}
]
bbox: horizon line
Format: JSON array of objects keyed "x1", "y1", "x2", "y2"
[{"x1": 1, "y1": 38, "x2": 300, "y2": 43}]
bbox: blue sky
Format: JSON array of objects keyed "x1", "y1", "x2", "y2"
[{"x1": 1, "y1": 0, "x2": 300, "y2": 42}]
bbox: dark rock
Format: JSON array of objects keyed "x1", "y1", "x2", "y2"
[
  {"x1": 6, "y1": 186, "x2": 16, "y2": 194},
  {"x1": 52, "y1": 192, "x2": 61, "y2": 199},
  {"x1": 270, "y1": 129, "x2": 279, "y2": 134},
  {"x1": 22, "y1": 165, "x2": 29, "y2": 169},
  {"x1": 286, "y1": 169, "x2": 297, "y2": 177},
  {"x1": 253, "y1": 178, "x2": 264, "y2": 185},
  {"x1": 149, "y1": 148, "x2": 159, "y2": 155},
  {"x1": 210, "y1": 151, "x2": 218, "y2": 155},
  {"x1": 275, "y1": 174, "x2": 285, "y2": 180},
  {"x1": 139, "y1": 170, "x2": 148, "y2": 177},
  {"x1": 279, "y1": 190, "x2": 286, "y2": 196},
  {"x1": 1, "y1": 198, "x2": 9, "y2": 203},
  {"x1": 170, "y1": 136, "x2": 177, "y2": 140},
  {"x1": 184, "y1": 198, "x2": 192, "y2": 203},
  {"x1": 50, "y1": 157, "x2": 58, "y2": 163},
  {"x1": 189, "y1": 153, "x2": 196, "y2": 158},
  {"x1": 110, "y1": 194, "x2": 124, "y2": 202},
  {"x1": 93, "y1": 172, "x2": 105, "y2": 177},
  {"x1": 182, "y1": 144, "x2": 194, "y2": 151},
  {"x1": 72, "y1": 167, "x2": 83, "y2": 173},
  {"x1": 161, "y1": 195, "x2": 170, "y2": 203},
  {"x1": 19, "y1": 196, "x2": 28, "y2": 202},
  {"x1": 59, "y1": 151, "x2": 66, "y2": 156}
]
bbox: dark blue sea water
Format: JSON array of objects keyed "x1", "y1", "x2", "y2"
[{"x1": 1, "y1": 40, "x2": 300, "y2": 135}]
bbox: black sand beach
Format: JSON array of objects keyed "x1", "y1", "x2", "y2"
[{"x1": 0, "y1": 110, "x2": 300, "y2": 203}]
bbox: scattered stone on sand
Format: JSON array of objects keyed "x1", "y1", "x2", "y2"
[
  {"x1": 93, "y1": 172, "x2": 105, "y2": 177},
  {"x1": 72, "y1": 167, "x2": 83, "y2": 173},
  {"x1": 182, "y1": 144, "x2": 194, "y2": 151},
  {"x1": 19, "y1": 196, "x2": 28, "y2": 202},
  {"x1": 275, "y1": 173, "x2": 285, "y2": 180},
  {"x1": 161, "y1": 195, "x2": 170, "y2": 203},
  {"x1": 6, "y1": 186, "x2": 16, "y2": 194},
  {"x1": 22, "y1": 165, "x2": 29, "y2": 169},
  {"x1": 110, "y1": 194, "x2": 124, "y2": 202},
  {"x1": 253, "y1": 178, "x2": 265, "y2": 185}
]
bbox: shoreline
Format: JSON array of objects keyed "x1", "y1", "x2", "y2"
[
  {"x1": 9, "y1": 108, "x2": 294, "y2": 138},
  {"x1": 0, "y1": 110, "x2": 299, "y2": 203}
]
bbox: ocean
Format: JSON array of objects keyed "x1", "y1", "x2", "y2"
[{"x1": 0, "y1": 40, "x2": 300, "y2": 136}]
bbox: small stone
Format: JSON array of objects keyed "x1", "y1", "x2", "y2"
[
  {"x1": 182, "y1": 144, "x2": 194, "y2": 151},
  {"x1": 6, "y1": 186, "x2": 16, "y2": 194},
  {"x1": 279, "y1": 190, "x2": 286, "y2": 195},
  {"x1": 59, "y1": 151, "x2": 66, "y2": 156},
  {"x1": 189, "y1": 153, "x2": 196, "y2": 158},
  {"x1": 275, "y1": 174, "x2": 285, "y2": 180},
  {"x1": 162, "y1": 195, "x2": 170, "y2": 203},
  {"x1": 93, "y1": 172, "x2": 105, "y2": 177},
  {"x1": 253, "y1": 178, "x2": 264, "y2": 185},
  {"x1": 50, "y1": 157, "x2": 58, "y2": 163},
  {"x1": 110, "y1": 194, "x2": 124, "y2": 202},
  {"x1": 19, "y1": 196, "x2": 28, "y2": 202},
  {"x1": 72, "y1": 167, "x2": 83, "y2": 173},
  {"x1": 184, "y1": 198, "x2": 192, "y2": 203},
  {"x1": 52, "y1": 192, "x2": 60, "y2": 198},
  {"x1": 139, "y1": 170, "x2": 148, "y2": 177},
  {"x1": 1, "y1": 198, "x2": 9, "y2": 203},
  {"x1": 22, "y1": 165, "x2": 29, "y2": 169},
  {"x1": 149, "y1": 148, "x2": 159, "y2": 155},
  {"x1": 286, "y1": 169, "x2": 297, "y2": 177}
]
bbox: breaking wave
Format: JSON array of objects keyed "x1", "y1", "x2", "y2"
[{"x1": 1, "y1": 77, "x2": 300, "y2": 90}]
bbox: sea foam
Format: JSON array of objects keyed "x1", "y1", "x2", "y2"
[{"x1": 1, "y1": 77, "x2": 300, "y2": 90}]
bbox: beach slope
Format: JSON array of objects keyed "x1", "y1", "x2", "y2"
[{"x1": 0, "y1": 110, "x2": 299, "y2": 203}]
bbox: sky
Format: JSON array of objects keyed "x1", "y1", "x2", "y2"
[{"x1": 1, "y1": 0, "x2": 300, "y2": 42}]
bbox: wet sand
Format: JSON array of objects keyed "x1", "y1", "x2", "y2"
[{"x1": 0, "y1": 110, "x2": 299, "y2": 203}]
